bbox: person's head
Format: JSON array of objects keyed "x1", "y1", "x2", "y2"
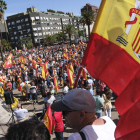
[
  {"x1": 96, "y1": 89, "x2": 101, "y2": 96},
  {"x1": 17, "y1": 103, "x2": 21, "y2": 109},
  {"x1": 6, "y1": 119, "x2": 50, "y2": 140},
  {"x1": 51, "y1": 89, "x2": 96, "y2": 131},
  {"x1": 106, "y1": 90, "x2": 112, "y2": 100},
  {"x1": 47, "y1": 92, "x2": 52, "y2": 98}
]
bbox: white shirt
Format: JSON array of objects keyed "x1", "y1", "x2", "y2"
[
  {"x1": 62, "y1": 86, "x2": 69, "y2": 94},
  {"x1": 44, "y1": 95, "x2": 56, "y2": 107},
  {"x1": 14, "y1": 108, "x2": 28, "y2": 120},
  {"x1": 68, "y1": 116, "x2": 116, "y2": 140}
]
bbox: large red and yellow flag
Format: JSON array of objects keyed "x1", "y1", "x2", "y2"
[
  {"x1": 6, "y1": 52, "x2": 13, "y2": 60},
  {"x1": 63, "y1": 52, "x2": 68, "y2": 60},
  {"x1": 17, "y1": 81, "x2": 22, "y2": 91},
  {"x1": 42, "y1": 61, "x2": 49, "y2": 79},
  {"x1": 43, "y1": 104, "x2": 53, "y2": 134},
  {"x1": 79, "y1": 0, "x2": 140, "y2": 139},
  {"x1": 21, "y1": 64, "x2": 25, "y2": 70},
  {"x1": 3, "y1": 59, "x2": 13, "y2": 68},
  {"x1": 69, "y1": 63, "x2": 74, "y2": 73},
  {"x1": 80, "y1": 68, "x2": 87, "y2": 79},
  {"x1": 53, "y1": 76, "x2": 59, "y2": 93}
]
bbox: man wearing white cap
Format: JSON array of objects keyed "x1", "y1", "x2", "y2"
[{"x1": 51, "y1": 89, "x2": 116, "y2": 140}]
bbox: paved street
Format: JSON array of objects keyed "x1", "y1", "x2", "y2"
[{"x1": 0, "y1": 87, "x2": 119, "y2": 140}]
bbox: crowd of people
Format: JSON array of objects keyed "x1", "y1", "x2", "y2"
[{"x1": 0, "y1": 44, "x2": 117, "y2": 140}]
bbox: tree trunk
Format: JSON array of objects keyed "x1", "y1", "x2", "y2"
[
  {"x1": 69, "y1": 34, "x2": 71, "y2": 45},
  {"x1": 0, "y1": 30, "x2": 3, "y2": 61},
  {"x1": 88, "y1": 25, "x2": 90, "y2": 40}
]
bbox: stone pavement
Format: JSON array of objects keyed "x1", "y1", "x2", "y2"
[{"x1": 0, "y1": 88, "x2": 119, "y2": 140}]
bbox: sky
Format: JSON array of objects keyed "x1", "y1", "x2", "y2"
[{"x1": 4, "y1": 0, "x2": 102, "y2": 19}]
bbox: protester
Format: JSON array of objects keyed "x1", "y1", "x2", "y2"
[
  {"x1": 51, "y1": 89, "x2": 116, "y2": 140},
  {"x1": 87, "y1": 84, "x2": 93, "y2": 95},
  {"x1": 14, "y1": 103, "x2": 28, "y2": 122},
  {"x1": 102, "y1": 90, "x2": 112, "y2": 118},
  {"x1": 93, "y1": 89, "x2": 104, "y2": 118},
  {"x1": 6, "y1": 119, "x2": 50, "y2": 140},
  {"x1": 62, "y1": 82, "x2": 69, "y2": 95}
]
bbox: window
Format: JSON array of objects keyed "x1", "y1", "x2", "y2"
[
  {"x1": 15, "y1": 36, "x2": 18, "y2": 40},
  {"x1": 45, "y1": 27, "x2": 47, "y2": 29},
  {"x1": 16, "y1": 20, "x2": 20, "y2": 23},
  {"x1": 40, "y1": 17, "x2": 43, "y2": 20},
  {"x1": 11, "y1": 21, "x2": 15, "y2": 25},
  {"x1": 51, "y1": 27, "x2": 53, "y2": 29},
  {"x1": 43, "y1": 32, "x2": 46, "y2": 35},
  {"x1": 21, "y1": 19, "x2": 24, "y2": 23},
  {"x1": 27, "y1": 29, "x2": 30, "y2": 33},
  {"x1": 23, "y1": 30, "x2": 26, "y2": 33},
  {"x1": 18, "y1": 30, "x2": 23, "y2": 35},
  {"x1": 47, "y1": 23, "x2": 49, "y2": 26},
  {"x1": 11, "y1": 37, "x2": 14, "y2": 40},
  {"x1": 42, "y1": 27, "x2": 44, "y2": 30},
  {"x1": 9, "y1": 27, "x2": 12, "y2": 30},
  {"x1": 24, "y1": 35, "x2": 27, "y2": 37},
  {"x1": 28, "y1": 34, "x2": 31, "y2": 36},
  {"x1": 22, "y1": 24, "x2": 25, "y2": 28},
  {"x1": 34, "y1": 33, "x2": 38, "y2": 36},
  {"x1": 8, "y1": 23, "x2": 10, "y2": 26},
  {"x1": 25, "y1": 18, "x2": 28, "y2": 22},
  {"x1": 39, "y1": 33, "x2": 42, "y2": 36},
  {"x1": 33, "y1": 28, "x2": 37, "y2": 31},
  {"x1": 38, "y1": 27, "x2": 41, "y2": 30},
  {"x1": 31, "y1": 17, "x2": 35, "y2": 20},
  {"x1": 17, "y1": 25, "x2": 22, "y2": 30},
  {"x1": 26, "y1": 23, "x2": 30, "y2": 26},
  {"x1": 32, "y1": 22, "x2": 35, "y2": 25},
  {"x1": 36, "y1": 16, "x2": 39, "y2": 20},
  {"x1": 14, "y1": 32, "x2": 17, "y2": 35},
  {"x1": 37, "y1": 22, "x2": 40, "y2": 24},
  {"x1": 20, "y1": 36, "x2": 23, "y2": 39}
]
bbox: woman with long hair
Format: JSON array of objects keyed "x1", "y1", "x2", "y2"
[{"x1": 102, "y1": 89, "x2": 112, "y2": 118}]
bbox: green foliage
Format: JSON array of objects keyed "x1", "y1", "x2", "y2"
[
  {"x1": 18, "y1": 37, "x2": 33, "y2": 49},
  {"x1": 0, "y1": 0, "x2": 7, "y2": 14},
  {"x1": 47, "y1": 9, "x2": 55, "y2": 13},
  {"x1": 55, "y1": 32, "x2": 67, "y2": 41},
  {"x1": 45, "y1": 34, "x2": 57, "y2": 45},
  {"x1": 80, "y1": 10, "x2": 96, "y2": 38},
  {"x1": 78, "y1": 30, "x2": 86, "y2": 37},
  {"x1": 1, "y1": 39, "x2": 12, "y2": 51},
  {"x1": 63, "y1": 24, "x2": 75, "y2": 45}
]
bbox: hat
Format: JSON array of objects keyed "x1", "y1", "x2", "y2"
[{"x1": 51, "y1": 89, "x2": 96, "y2": 113}]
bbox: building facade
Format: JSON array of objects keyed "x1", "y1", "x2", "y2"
[
  {"x1": 81, "y1": 3, "x2": 99, "y2": 15},
  {"x1": 6, "y1": 7, "x2": 84, "y2": 47}
]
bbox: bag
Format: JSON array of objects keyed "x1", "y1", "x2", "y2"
[{"x1": 78, "y1": 131, "x2": 86, "y2": 140}]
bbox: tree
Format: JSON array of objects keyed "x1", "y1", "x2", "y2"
[
  {"x1": 1, "y1": 39, "x2": 12, "y2": 51},
  {"x1": 0, "y1": 0, "x2": 7, "y2": 61},
  {"x1": 63, "y1": 24, "x2": 75, "y2": 45},
  {"x1": 18, "y1": 37, "x2": 33, "y2": 49},
  {"x1": 79, "y1": 10, "x2": 95, "y2": 39},
  {"x1": 55, "y1": 32, "x2": 67, "y2": 42},
  {"x1": 45, "y1": 34, "x2": 57, "y2": 45}
]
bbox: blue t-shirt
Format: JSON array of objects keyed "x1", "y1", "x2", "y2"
[{"x1": 93, "y1": 95, "x2": 103, "y2": 113}]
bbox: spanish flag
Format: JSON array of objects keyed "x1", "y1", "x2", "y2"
[
  {"x1": 69, "y1": 48, "x2": 72, "y2": 55},
  {"x1": 32, "y1": 59, "x2": 37, "y2": 69},
  {"x1": 17, "y1": 81, "x2": 22, "y2": 91},
  {"x1": 79, "y1": 0, "x2": 140, "y2": 139},
  {"x1": 3, "y1": 59, "x2": 13, "y2": 68},
  {"x1": 6, "y1": 52, "x2": 13, "y2": 60},
  {"x1": 43, "y1": 104, "x2": 53, "y2": 134},
  {"x1": 28, "y1": 54, "x2": 32, "y2": 61},
  {"x1": 80, "y1": 68, "x2": 87, "y2": 79},
  {"x1": 21, "y1": 64, "x2": 25, "y2": 70},
  {"x1": 69, "y1": 63, "x2": 74, "y2": 73},
  {"x1": 66, "y1": 66, "x2": 74, "y2": 88},
  {"x1": 42, "y1": 61, "x2": 49, "y2": 79},
  {"x1": 37, "y1": 56, "x2": 42, "y2": 63},
  {"x1": 63, "y1": 52, "x2": 68, "y2": 60},
  {"x1": 53, "y1": 76, "x2": 59, "y2": 93}
]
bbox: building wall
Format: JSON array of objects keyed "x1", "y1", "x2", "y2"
[{"x1": 6, "y1": 8, "x2": 85, "y2": 47}]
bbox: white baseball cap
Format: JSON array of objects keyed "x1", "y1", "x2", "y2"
[{"x1": 51, "y1": 89, "x2": 96, "y2": 113}]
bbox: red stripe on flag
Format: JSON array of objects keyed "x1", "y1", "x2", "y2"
[
  {"x1": 132, "y1": 28, "x2": 140, "y2": 47},
  {"x1": 133, "y1": 37, "x2": 140, "y2": 51}
]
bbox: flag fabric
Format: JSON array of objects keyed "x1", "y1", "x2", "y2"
[
  {"x1": 32, "y1": 59, "x2": 37, "y2": 69},
  {"x1": 63, "y1": 52, "x2": 68, "y2": 60},
  {"x1": 78, "y1": 0, "x2": 140, "y2": 139},
  {"x1": 11, "y1": 97, "x2": 19, "y2": 108},
  {"x1": 69, "y1": 63, "x2": 74, "y2": 73},
  {"x1": 17, "y1": 81, "x2": 22, "y2": 91},
  {"x1": 37, "y1": 56, "x2": 42, "y2": 63},
  {"x1": 43, "y1": 104, "x2": 53, "y2": 134},
  {"x1": 53, "y1": 76, "x2": 59, "y2": 93},
  {"x1": 42, "y1": 66, "x2": 46, "y2": 79},
  {"x1": 12, "y1": 59, "x2": 16, "y2": 65},
  {"x1": 66, "y1": 66, "x2": 74, "y2": 88},
  {"x1": 6, "y1": 52, "x2": 13, "y2": 60},
  {"x1": 80, "y1": 68, "x2": 87, "y2": 79},
  {"x1": 21, "y1": 64, "x2": 25, "y2": 70},
  {"x1": 42, "y1": 61, "x2": 49, "y2": 79},
  {"x1": 0, "y1": 77, "x2": 4, "y2": 83},
  {"x1": 3, "y1": 59, "x2": 13, "y2": 68},
  {"x1": 28, "y1": 54, "x2": 32, "y2": 61}
]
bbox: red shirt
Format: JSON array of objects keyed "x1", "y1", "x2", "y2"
[{"x1": 53, "y1": 112, "x2": 64, "y2": 132}]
